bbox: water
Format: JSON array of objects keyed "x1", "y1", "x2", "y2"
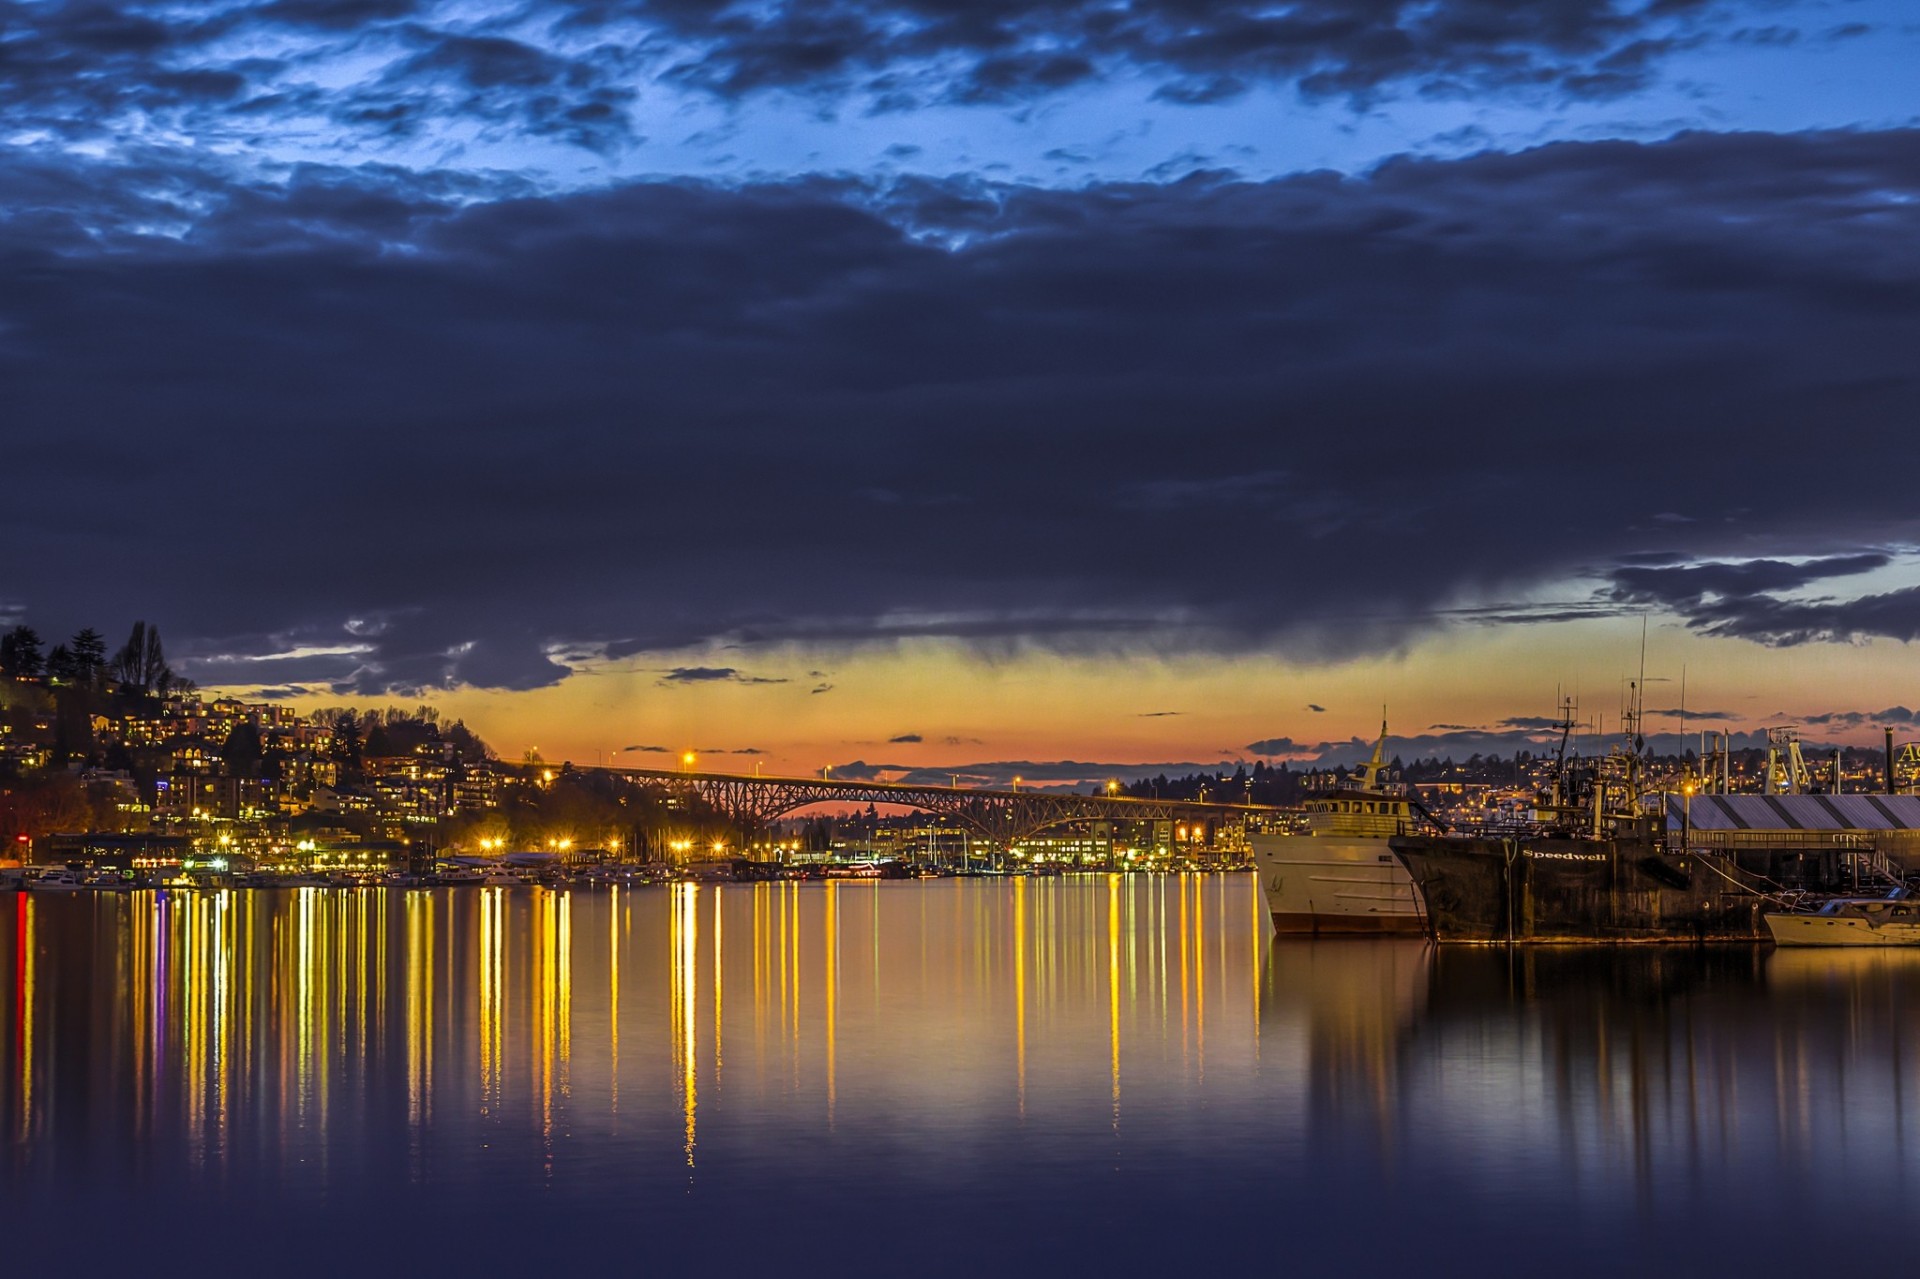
[{"x1": 3, "y1": 876, "x2": 1915, "y2": 1275}]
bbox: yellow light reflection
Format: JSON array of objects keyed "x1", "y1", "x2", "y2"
[
  {"x1": 1194, "y1": 874, "x2": 1206, "y2": 1083},
  {"x1": 672, "y1": 882, "x2": 699, "y2": 1169},
  {"x1": 825, "y1": 880, "x2": 839, "y2": 1122},
  {"x1": 609, "y1": 886, "x2": 620, "y2": 1114},
  {"x1": 1014, "y1": 875, "x2": 1027, "y2": 1116},
  {"x1": 405, "y1": 891, "x2": 434, "y2": 1146},
  {"x1": 1109, "y1": 873, "x2": 1121, "y2": 1132}
]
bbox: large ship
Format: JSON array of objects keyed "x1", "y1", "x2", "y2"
[
  {"x1": 1251, "y1": 723, "x2": 1441, "y2": 935},
  {"x1": 1387, "y1": 698, "x2": 1777, "y2": 943}
]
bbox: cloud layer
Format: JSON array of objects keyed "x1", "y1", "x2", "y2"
[
  {"x1": 0, "y1": 0, "x2": 1765, "y2": 163},
  {"x1": 6, "y1": 126, "x2": 1920, "y2": 692}
]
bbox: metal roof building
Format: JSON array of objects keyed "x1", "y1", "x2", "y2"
[
  {"x1": 1667, "y1": 793, "x2": 1920, "y2": 833},
  {"x1": 1663, "y1": 794, "x2": 1920, "y2": 874}
]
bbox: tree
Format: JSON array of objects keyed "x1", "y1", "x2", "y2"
[
  {"x1": 332, "y1": 710, "x2": 362, "y2": 769},
  {"x1": 221, "y1": 722, "x2": 263, "y2": 776},
  {"x1": 111, "y1": 620, "x2": 175, "y2": 694},
  {"x1": 68, "y1": 628, "x2": 108, "y2": 686},
  {"x1": 363, "y1": 721, "x2": 395, "y2": 760},
  {"x1": 0, "y1": 626, "x2": 43, "y2": 678},
  {"x1": 44, "y1": 643, "x2": 75, "y2": 683}
]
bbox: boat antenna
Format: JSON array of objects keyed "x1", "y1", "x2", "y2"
[
  {"x1": 1678, "y1": 663, "x2": 1687, "y2": 760},
  {"x1": 1634, "y1": 615, "x2": 1648, "y2": 755}
]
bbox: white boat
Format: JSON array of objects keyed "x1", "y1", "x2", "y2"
[
  {"x1": 1765, "y1": 894, "x2": 1920, "y2": 946},
  {"x1": 1250, "y1": 722, "x2": 1428, "y2": 935},
  {"x1": 25, "y1": 868, "x2": 87, "y2": 892},
  {"x1": 436, "y1": 864, "x2": 523, "y2": 886}
]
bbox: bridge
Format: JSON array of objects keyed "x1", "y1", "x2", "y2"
[{"x1": 588, "y1": 766, "x2": 1282, "y2": 847}]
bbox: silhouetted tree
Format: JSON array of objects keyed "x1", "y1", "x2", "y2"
[
  {"x1": 0, "y1": 626, "x2": 43, "y2": 678},
  {"x1": 44, "y1": 643, "x2": 75, "y2": 683},
  {"x1": 111, "y1": 620, "x2": 175, "y2": 694},
  {"x1": 69, "y1": 628, "x2": 107, "y2": 686},
  {"x1": 331, "y1": 710, "x2": 362, "y2": 770},
  {"x1": 221, "y1": 722, "x2": 263, "y2": 776}
]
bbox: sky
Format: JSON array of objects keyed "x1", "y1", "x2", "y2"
[{"x1": 4, "y1": 0, "x2": 1920, "y2": 785}]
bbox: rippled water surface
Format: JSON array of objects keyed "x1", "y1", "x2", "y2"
[{"x1": 5, "y1": 876, "x2": 1917, "y2": 1275}]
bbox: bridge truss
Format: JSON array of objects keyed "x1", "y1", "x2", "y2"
[{"x1": 592, "y1": 767, "x2": 1279, "y2": 847}]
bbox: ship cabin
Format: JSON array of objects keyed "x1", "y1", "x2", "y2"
[{"x1": 1304, "y1": 791, "x2": 1417, "y2": 838}]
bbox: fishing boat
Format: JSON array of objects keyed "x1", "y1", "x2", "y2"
[
  {"x1": 1765, "y1": 894, "x2": 1920, "y2": 946},
  {"x1": 1250, "y1": 721, "x2": 1438, "y2": 935},
  {"x1": 1388, "y1": 695, "x2": 1773, "y2": 943}
]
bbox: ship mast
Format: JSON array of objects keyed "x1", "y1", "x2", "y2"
[{"x1": 1354, "y1": 711, "x2": 1389, "y2": 794}]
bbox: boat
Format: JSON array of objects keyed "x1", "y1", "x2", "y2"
[
  {"x1": 1765, "y1": 894, "x2": 1920, "y2": 946},
  {"x1": 25, "y1": 868, "x2": 87, "y2": 892},
  {"x1": 436, "y1": 864, "x2": 522, "y2": 886},
  {"x1": 1388, "y1": 695, "x2": 1774, "y2": 943},
  {"x1": 1250, "y1": 721, "x2": 1437, "y2": 935},
  {"x1": 1391, "y1": 823, "x2": 1772, "y2": 943}
]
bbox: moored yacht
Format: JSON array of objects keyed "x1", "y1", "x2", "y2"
[
  {"x1": 25, "y1": 868, "x2": 87, "y2": 891},
  {"x1": 1250, "y1": 722, "x2": 1434, "y2": 934},
  {"x1": 1766, "y1": 894, "x2": 1920, "y2": 947}
]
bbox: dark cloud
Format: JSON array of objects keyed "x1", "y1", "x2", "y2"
[
  {"x1": 0, "y1": 1, "x2": 638, "y2": 156},
  {"x1": 1608, "y1": 553, "x2": 1890, "y2": 609},
  {"x1": 1306, "y1": 704, "x2": 1326, "y2": 713},
  {"x1": 1644, "y1": 707, "x2": 1742, "y2": 722},
  {"x1": 658, "y1": 667, "x2": 789, "y2": 686},
  {"x1": 0, "y1": 0, "x2": 1774, "y2": 163},
  {"x1": 259, "y1": 0, "x2": 427, "y2": 29},
  {"x1": 346, "y1": 26, "x2": 643, "y2": 151},
  {"x1": 561, "y1": 0, "x2": 1730, "y2": 106},
  {"x1": 1136, "y1": 711, "x2": 1182, "y2": 718},
  {"x1": 888, "y1": 733, "x2": 924, "y2": 743},
  {"x1": 1246, "y1": 738, "x2": 1305, "y2": 757},
  {"x1": 8, "y1": 128, "x2": 1920, "y2": 691},
  {"x1": 622, "y1": 743, "x2": 671, "y2": 752},
  {"x1": 828, "y1": 758, "x2": 1239, "y2": 788},
  {"x1": 1797, "y1": 707, "x2": 1920, "y2": 729},
  {"x1": 1607, "y1": 554, "x2": 1920, "y2": 645}
]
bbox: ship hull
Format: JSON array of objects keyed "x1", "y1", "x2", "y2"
[
  {"x1": 1390, "y1": 835, "x2": 1767, "y2": 944},
  {"x1": 1252, "y1": 833, "x2": 1425, "y2": 935}
]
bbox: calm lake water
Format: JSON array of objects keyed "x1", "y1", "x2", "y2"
[{"x1": 4, "y1": 875, "x2": 1916, "y2": 1275}]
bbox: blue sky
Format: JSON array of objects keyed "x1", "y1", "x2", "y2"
[{"x1": 8, "y1": 0, "x2": 1916, "y2": 185}]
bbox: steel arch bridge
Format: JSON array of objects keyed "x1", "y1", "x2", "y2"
[{"x1": 591, "y1": 766, "x2": 1279, "y2": 847}]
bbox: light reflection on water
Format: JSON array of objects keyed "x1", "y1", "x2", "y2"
[{"x1": 4, "y1": 877, "x2": 1919, "y2": 1275}]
